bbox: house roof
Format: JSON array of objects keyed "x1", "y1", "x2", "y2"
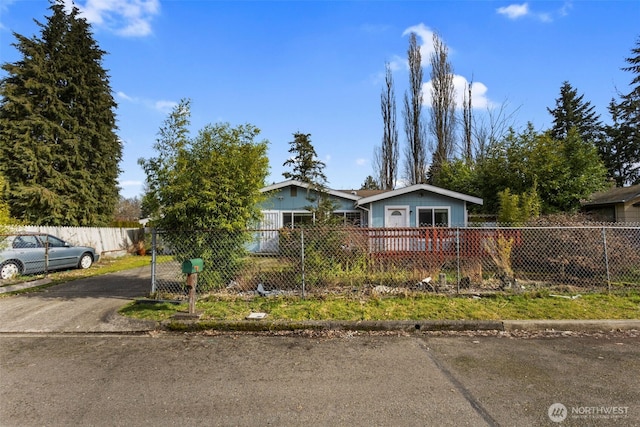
[
  {"x1": 355, "y1": 183, "x2": 483, "y2": 206},
  {"x1": 261, "y1": 181, "x2": 484, "y2": 206},
  {"x1": 261, "y1": 180, "x2": 361, "y2": 201},
  {"x1": 581, "y1": 184, "x2": 640, "y2": 207}
]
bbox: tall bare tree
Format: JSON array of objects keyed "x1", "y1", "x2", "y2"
[
  {"x1": 376, "y1": 62, "x2": 399, "y2": 189},
  {"x1": 462, "y1": 80, "x2": 473, "y2": 163},
  {"x1": 402, "y1": 33, "x2": 427, "y2": 184},
  {"x1": 428, "y1": 33, "x2": 456, "y2": 179}
]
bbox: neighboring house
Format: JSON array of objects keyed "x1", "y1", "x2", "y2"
[
  {"x1": 251, "y1": 180, "x2": 483, "y2": 252},
  {"x1": 581, "y1": 184, "x2": 640, "y2": 223}
]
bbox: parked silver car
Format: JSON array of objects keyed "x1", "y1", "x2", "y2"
[{"x1": 0, "y1": 233, "x2": 100, "y2": 280}]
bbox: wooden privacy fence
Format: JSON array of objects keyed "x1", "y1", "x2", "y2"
[{"x1": 9, "y1": 226, "x2": 143, "y2": 257}]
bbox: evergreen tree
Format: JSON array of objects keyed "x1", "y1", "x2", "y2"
[
  {"x1": 360, "y1": 175, "x2": 380, "y2": 190},
  {"x1": 547, "y1": 81, "x2": 602, "y2": 142},
  {"x1": 602, "y1": 37, "x2": 640, "y2": 186},
  {"x1": 0, "y1": 1, "x2": 121, "y2": 226},
  {"x1": 282, "y1": 132, "x2": 327, "y2": 187},
  {"x1": 602, "y1": 99, "x2": 639, "y2": 186}
]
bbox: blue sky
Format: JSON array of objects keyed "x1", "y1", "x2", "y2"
[{"x1": 1, "y1": 1, "x2": 638, "y2": 199}]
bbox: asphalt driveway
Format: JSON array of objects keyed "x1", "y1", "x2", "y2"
[{"x1": 0, "y1": 266, "x2": 157, "y2": 333}]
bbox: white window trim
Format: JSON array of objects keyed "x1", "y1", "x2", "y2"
[
  {"x1": 281, "y1": 210, "x2": 314, "y2": 228},
  {"x1": 416, "y1": 206, "x2": 451, "y2": 227}
]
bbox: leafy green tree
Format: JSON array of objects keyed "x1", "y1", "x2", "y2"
[
  {"x1": 138, "y1": 99, "x2": 270, "y2": 289},
  {"x1": 602, "y1": 37, "x2": 640, "y2": 186},
  {"x1": 0, "y1": 174, "x2": 15, "y2": 231},
  {"x1": 431, "y1": 159, "x2": 481, "y2": 211},
  {"x1": 497, "y1": 185, "x2": 540, "y2": 225},
  {"x1": 282, "y1": 132, "x2": 327, "y2": 186},
  {"x1": 477, "y1": 124, "x2": 607, "y2": 214},
  {"x1": 0, "y1": 0, "x2": 121, "y2": 226},
  {"x1": 547, "y1": 81, "x2": 603, "y2": 142}
]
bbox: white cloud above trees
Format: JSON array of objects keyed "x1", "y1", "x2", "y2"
[{"x1": 64, "y1": 0, "x2": 160, "y2": 37}]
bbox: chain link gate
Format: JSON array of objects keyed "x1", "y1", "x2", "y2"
[{"x1": 149, "y1": 225, "x2": 640, "y2": 299}]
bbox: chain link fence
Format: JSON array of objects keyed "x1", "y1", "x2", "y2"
[{"x1": 149, "y1": 225, "x2": 640, "y2": 299}]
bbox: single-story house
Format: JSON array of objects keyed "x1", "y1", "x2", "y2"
[
  {"x1": 581, "y1": 184, "x2": 640, "y2": 223},
  {"x1": 258, "y1": 180, "x2": 483, "y2": 230},
  {"x1": 251, "y1": 180, "x2": 483, "y2": 254}
]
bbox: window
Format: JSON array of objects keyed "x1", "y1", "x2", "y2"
[
  {"x1": 418, "y1": 208, "x2": 449, "y2": 227},
  {"x1": 290, "y1": 187, "x2": 297, "y2": 197},
  {"x1": 13, "y1": 235, "x2": 40, "y2": 249},
  {"x1": 283, "y1": 212, "x2": 312, "y2": 228},
  {"x1": 39, "y1": 235, "x2": 67, "y2": 247},
  {"x1": 332, "y1": 211, "x2": 363, "y2": 226}
]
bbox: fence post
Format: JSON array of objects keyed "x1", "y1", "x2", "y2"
[
  {"x1": 301, "y1": 229, "x2": 305, "y2": 299},
  {"x1": 602, "y1": 227, "x2": 611, "y2": 293},
  {"x1": 456, "y1": 228, "x2": 461, "y2": 294},
  {"x1": 151, "y1": 228, "x2": 157, "y2": 295}
]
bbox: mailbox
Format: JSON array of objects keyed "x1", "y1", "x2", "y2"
[{"x1": 182, "y1": 258, "x2": 204, "y2": 274}]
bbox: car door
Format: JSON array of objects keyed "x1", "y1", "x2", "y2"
[
  {"x1": 10, "y1": 235, "x2": 46, "y2": 274},
  {"x1": 39, "y1": 235, "x2": 76, "y2": 270}
]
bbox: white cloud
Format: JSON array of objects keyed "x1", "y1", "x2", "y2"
[
  {"x1": 0, "y1": 0, "x2": 17, "y2": 31},
  {"x1": 422, "y1": 75, "x2": 493, "y2": 110},
  {"x1": 117, "y1": 91, "x2": 176, "y2": 113},
  {"x1": 355, "y1": 158, "x2": 367, "y2": 166},
  {"x1": 402, "y1": 23, "x2": 436, "y2": 66},
  {"x1": 65, "y1": 0, "x2": 160, "y2": 37},
  {"x1": 116, "y1": 91, "x2": 134, "y2": 101},
  {"x1": 496, "y1": 2, "x2": 571, "y2": 22},
  {"x1": 154, "y1": 100, "x2": 178, "y2": 113},
  {"x1": 496, "y1": 3, "x2": 530, "y2": 20}
]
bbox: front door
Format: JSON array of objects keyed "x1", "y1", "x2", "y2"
[{"x1": 385, "y1": 207, "x2": 408, "y2": 227}]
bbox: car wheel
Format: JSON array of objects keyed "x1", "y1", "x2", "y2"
[
  {"x1": 1, "y1": 261, "x2": 21, "y2": 280},
  {"x1": 78, "y1": 253, "x2": 93, "y2": 269}
]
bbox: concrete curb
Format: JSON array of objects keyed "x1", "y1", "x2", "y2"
[
  {"x1": 161, "y1": 318, "x2": 640, "y2": 333},
  {"x1": 0, "y1": 278, "x2": 52, "y2": 294},
  {"x1": 502, "y1": 319, "x2": 640, "y2": 332}
]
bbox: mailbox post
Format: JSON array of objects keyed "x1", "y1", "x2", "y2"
[{"x1": 181, "y1": 258, "x2": 204, "y2": 315}]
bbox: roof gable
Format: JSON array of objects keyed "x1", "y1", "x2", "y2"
[
  {"x1": 261, "y1": 180, "x2": 360, "y2": 202},
  {"x1": 355, "y1": 184, "x2": 483, "y2": 206}
]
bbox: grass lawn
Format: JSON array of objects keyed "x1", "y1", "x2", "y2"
[
  {"x1": 3, "y1": 255, "x2": 638, "y2": 322},
  {"x1": 120, "y1": 291, "x2": 640, "y2": 323}
]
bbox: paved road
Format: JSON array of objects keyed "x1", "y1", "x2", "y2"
[
  {"x1": 1, "y1": 332, "x2": 639, "y2": 426},
  {"x1": 0, "y1": 266, "x2": 157, "y2": 333},
  {"x1": 1, "y1": 269, "x2": 639, "y2": 426}
]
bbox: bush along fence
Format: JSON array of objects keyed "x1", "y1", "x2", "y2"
[{"x1": 148, "y1": 225, "x2": 640, "y2": 299}]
